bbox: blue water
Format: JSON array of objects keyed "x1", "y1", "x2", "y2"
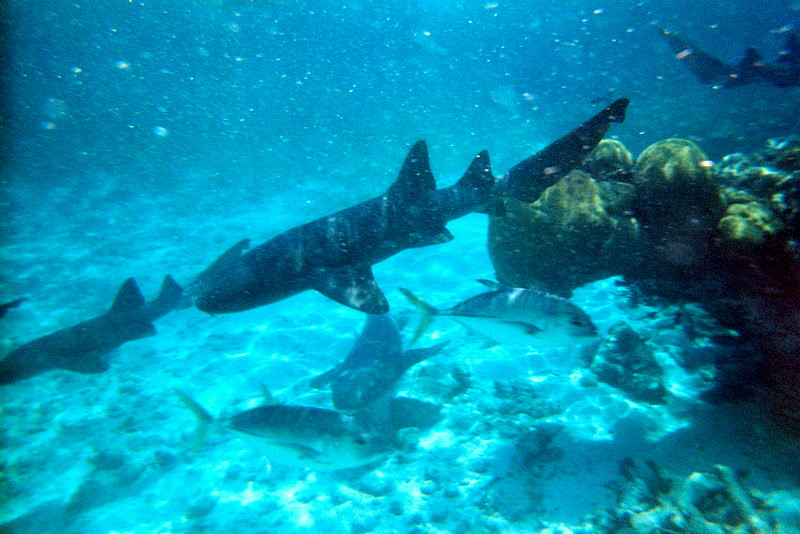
[{"x1": 2, "y1": 1, "x2": 800, "y2": 532}]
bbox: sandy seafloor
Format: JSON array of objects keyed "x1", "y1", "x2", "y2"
[{"x1": 1, "y1": 164, "x2": 800, "y2": 534}]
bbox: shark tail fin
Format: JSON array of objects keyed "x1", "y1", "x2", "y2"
[
  {"x1": 398, "y1": 288, "x2": 438, "y2": 346},
  {"x1": 175, "y1": 389, "x2": 214, "y2": 449},
  {"x1": 145, "y1": 275, "x2": 184, "y2": 320}
]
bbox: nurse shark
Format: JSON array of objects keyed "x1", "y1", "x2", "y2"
[
  {"x1": 658, "y1": 27, "x2": 800, "y2": 88},
  {"x1": 194, "y1": 98, "x2": 629, "y2": 315},
  {"x1": 0, "y1": 276, "x2": 183, "y2": 385}
]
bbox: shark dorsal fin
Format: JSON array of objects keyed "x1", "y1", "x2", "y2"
[
  {"x1": 312, "y1": 264, "x2": 389, "y2": 314},
  {"x1": 777, "y1": 32, "x2": 800, "y2": 65},
  {"x1": 388, "y1": 141, "x2": 436, "y2": 203},
  {"x1": 145, "y1": 275, "x2": 184, "y2": 320},
  {"x1": 456, "y1": 150, "x2": 494, "y2": 197},
  {"x1": 107, "y1": 278, "x2": 146, "y2": 317}
]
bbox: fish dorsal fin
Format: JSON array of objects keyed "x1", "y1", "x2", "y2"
[
  {"x1": 312, "y1": 264, "x2": 389, "y2": 314},
  {"x1": 107, "y1": 278, "x2": 146, "y2": 317},
  {"x1": 388, "y1": 141, "x2": 436, "y2": 203}
]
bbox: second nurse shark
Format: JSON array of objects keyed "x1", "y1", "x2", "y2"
[{"x1": 194, "y1": 98, "x2": 630, "y2": 316}]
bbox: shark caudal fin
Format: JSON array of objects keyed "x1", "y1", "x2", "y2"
[
  {"x1": 398, "y1": 288, "x2": 439, "y2": 346},
  {"x1": 502, "y1": 98, "x2": 629, "y2": 203}
]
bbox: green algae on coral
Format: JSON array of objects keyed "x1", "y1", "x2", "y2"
[
  {"x1": 580, "y1": 138, "x2": 634, "y2": 182},
  {"x1": 632, "y1": 138, "x2": 724, "y2": 250},
  {"x1": 488, "y1": 170, "x2": 640, "y2": 295},
  {"x1": 717, "y1": 200, "x2": 782, "y2": 248}
]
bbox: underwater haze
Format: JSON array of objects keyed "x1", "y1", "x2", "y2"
[{"x1": 2, "y1": 1, "x2": 800, "y2": 533}]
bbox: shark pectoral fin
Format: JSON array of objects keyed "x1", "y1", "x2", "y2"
[
  {"x1": 403, "y1": 341, "x2": 449, "y2": 367},
  {"x1": 476, "y1": 279, "x2": 504, "y2": 291},
  {"x1": 312, "y1": 265, "x2": 389, "y2": 314},
  {"x1": 64, "y1": 356, "x2": 110, "y2": 374},
  {"x1": 408, "y1": 228, "x2": 454, "y2": 248},
  {"x1": 309, "y1": 366, "x2": 338, "y2": 389},
  {"x1": 501, "y1": 321, "x2": 543, "y2": 335}
]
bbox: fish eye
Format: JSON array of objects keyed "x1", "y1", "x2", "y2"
[
  {"x1": 354, "y1": 434, "x2": 368, "y2": 446},
  {"x1": 570, "y1": 317, "x2": 586, "y2": 327}
]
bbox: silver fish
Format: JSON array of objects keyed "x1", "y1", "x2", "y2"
[
  {"x1": 400, "y1": 280, "x2": 598, "y2": 347},
  {"x1": 176, "y1": 391, "x2": 390, "y2": 471}
]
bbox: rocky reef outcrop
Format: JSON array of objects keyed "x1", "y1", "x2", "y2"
[
  {"x1": 488, "y1": 170, "x2": 640, "y2": 295},
  {"x1": 592, "y1": 459, "x2": 798, "y2": 533},
  {"x1": 488, "y1": 135, "x2": 800, "y2": 433},
  {"x1": 586, "y1": 322, "x2": 667, "y2": 405}
]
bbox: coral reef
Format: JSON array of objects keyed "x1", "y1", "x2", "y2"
[
  {"x1": 488, "y1": 135, "x2": 800, "y2": 432},
  {"x1": 488, "y1": 170, "x2": 640, "y2": 294},
  {"x1": 580, "y1": 139, "x2": 635, "y2": 182},
  {"x1": 630, "y1": 138, "x2": 725, "y2": 274},
  {"x1": 594, "y1": 459, "x2": 797, "y2": 533}
]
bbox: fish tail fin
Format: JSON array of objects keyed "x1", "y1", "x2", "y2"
[
  {"x1": 175, "y1": 389, "x2": 213, "y2": 448},
  {"x1": 398, "y1": 288, "x2": 437, "y2": 346}
]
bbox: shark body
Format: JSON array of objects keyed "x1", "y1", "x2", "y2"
[
  {"x1": 310, "y1": 314, "x2": 446, "y2": 411},
  {"x1": 659, "y1": 27, "x2": 800, "y2": 88},
  {"x1": 195, "y1": 99, "x2": 629, "y2": 315},
  {"x1": 0, "y1": 276, "x2": 183, "y2": 385}
]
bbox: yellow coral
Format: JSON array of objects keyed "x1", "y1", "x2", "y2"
[
  {"x1": 717, "y1": 201, "x2": 781, "y2": 247},
  {"x1": 581, "y1": 139, "x2": 634, "y2": 181},
  {"x1": 632, "y1": 139, "x2": 724, "y2": 248}
]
